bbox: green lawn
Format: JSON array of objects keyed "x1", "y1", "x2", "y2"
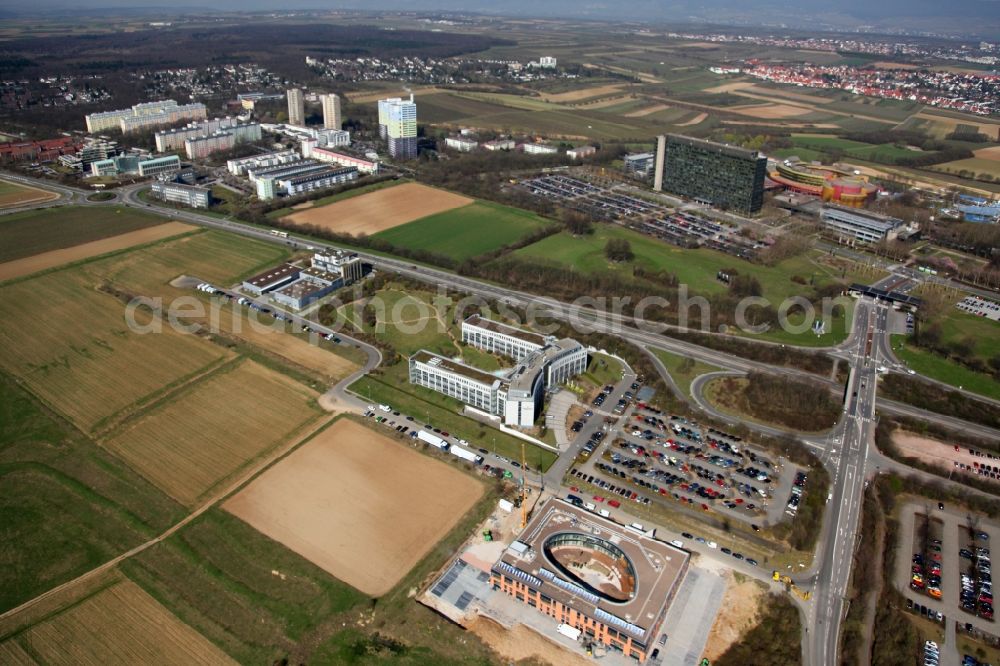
[
  {"x1": 0, "y1": 206, "x2": 169, "y2": 263},
  {"x1": 653, "y1": 348, "x2": 723, "y2": 399},
  {"x1": 892, "y1": 335, "x2": 1000, "y2": 401},
  {"x1": 348, "y1": 374, "x2": 557, "y2": 472},
  {"x1": 374, "y1": 201, "x2": 556, "y2": 262},
  {"x1": 789, "y1": 135, "x2": 921, "y2": 164}
]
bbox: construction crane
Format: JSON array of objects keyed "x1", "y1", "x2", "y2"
[
  {"x1": 520, "y1": 441, "x2": 528, "y2": 529},
  {"x1": 772, "y1": 571, "x2": 812, "y2": 601}
]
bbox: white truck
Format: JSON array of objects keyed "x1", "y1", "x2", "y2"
[
  {"x1": 417, "y1": 430, "x2": 449, "y2": 451},
  {"x1": 557, "y1": 624, "x2": 582, "y2": 641},
  {"x1": 450, "y1": 443, "x2": 484, "y2": 465}
]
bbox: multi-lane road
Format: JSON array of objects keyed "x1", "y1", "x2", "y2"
[{"x1": 6, "y1": 172, "x2": 999, "y2": 665}]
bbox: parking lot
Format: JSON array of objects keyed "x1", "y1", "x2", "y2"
[
  {"x1": 520, "y1": 174, "x2": 758, "y2": 257},
  {"x1": 896, "y1": 502, "x2": 998, "y2": 656},
  {"x1": 566, "y1": 388, "x2": 806, "y2": 536},
  {"x1": 956, "y1": 296, "x2": 1000, "y2": 322}
]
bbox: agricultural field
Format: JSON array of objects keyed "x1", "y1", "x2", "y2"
[
  {"x1": 281, "y1": 182, "x2": 472, "y2": 236},
  {"x1": 265, "y1": 178, "x2": 402, "y2": 220},
  {"x1": 0, "y1": 206, "x2": 172, "y2": 264},
  {"x1": 373, "y1": 200, "x2": 556, "y2": 261},
  {"x1": 0, "y1": 180, "x2": 59, "y2": 209},
  {"x1": 0, "y1": 268, "x2": 230, "y2": 433},
  {"x1": 225, "y1": 418, "x2": 484, "y2": 596},
  {"x1": 0, "y1": 578, "x2": 235, "y2": 665},
  {"x1": 929, "y1": 147, "x2": 1000, "y2": 180},
  {"x1": 787, "y1": 135, "x2": 922, "y2": 163},
  {"x1": 0, "y1": 222, "x2": 194, "y2": 282},
  {"x1": 104, "y1": 359, "x2": 325, "y2": 506},
  {"x1": 0, "y1": 377, "x2": 184, "y2": 614}
]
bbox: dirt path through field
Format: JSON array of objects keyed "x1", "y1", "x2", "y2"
[
  {"x1": 676, "y1": 111, "x2": 709, "y2": 126},
  {"x1": 0, "y1": 221, "x2": 193, "y2": 281}
]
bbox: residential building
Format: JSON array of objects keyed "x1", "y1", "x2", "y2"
[
  {"x1": 151, "y1": 180, "x2": 212, "y2": 209},
  {"x1": 820, "y1": 205, "x2": 904, "y2": 243},
  {"x1": 226, "y1": 149, "x2": 299, "y2": 176},
  {"x1": 379, "y1": 95, "x2": 418, "y2": 159},
  {"x1": 538, "y1": 56, "x2": 557, "y2": 68},
  {"x1": 623, "y1": 152, "x2": 655, "y2": 178},
  {"x1": 377, "y1": 97, "x2": 398, "y2": 139},
  {"x1": 483, "y1": 139, "x2": 515, "y2": 152},
  {"x1": 85, "y1": 100, "x2": 206, "y2": 133},
  {"x1": 248, "y1": 160, "x2": 321, "y2": 199},
  {"x1": 276, "y1": 165, "x2": 358, "y2": 197},
  {"x1": 655, "y1": 134, "x2": 767, "y2": 215},
  {"x1": 0, "y1": 136, "x2": 80, "y2": 163},
  {"x1": 491, "y1": 500, "x2": 688, "y2": 663},
  {"x1": 567, "y1": 145, "x2": 596, "y2": 160},
  {"x1": 184, "y1": 132, "x2": 235, "y2": 159},
  {"x1": 310, "y1": 147, "x2": 379, "y2": 174},
  {"x1": 321, "y1": 93, "x2": 342, "y2": 129},
  {"x1": 445, "y1": 136, "x2": 479, "y2": 152},
  {"x1": 265, "y1": 123, "x2": 350, "y2": 148},
  {"x1": 287, "y1": 88, "x2": 305, "y2": 126},
  {"x1": 242, "y1": 263, "x2": 302, "y2": 295},
  {"x1": 157, "y1": 120, "x2": 260, "y2": 154},
  {"x1": 523, "y1": 142, "x2": 559, "y2": 155}
]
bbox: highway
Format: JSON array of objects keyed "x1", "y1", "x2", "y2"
[{"x1": 8, "y1": 173, "x2": 999, "y2": 664}]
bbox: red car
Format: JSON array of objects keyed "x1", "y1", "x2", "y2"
[{"x1": 608, "y1": 499, "x2": 621, "y2": 508}]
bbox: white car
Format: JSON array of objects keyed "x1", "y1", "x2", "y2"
[
  {"x1": 707, "y1": 541, "x2": 718, "y2": 549},
  {"x1": 670, "y1": 540, "x2": 684, "y2": 549}
]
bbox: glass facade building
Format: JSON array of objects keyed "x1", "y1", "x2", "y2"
[{"x1": 659, "y1": 134, "x2": 767, "y2": 215}]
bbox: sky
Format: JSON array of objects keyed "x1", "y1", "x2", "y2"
[{"x1": 3, "y1": 0, "x2": 998, "y2": 35}]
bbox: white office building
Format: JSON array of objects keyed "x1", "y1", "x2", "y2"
[
  {"x1": 151, "y1": 181, "x2": 211, "y2": 209},
  {"x1": 312, "y1": 250, "x2": 363, "y2": 284},
  {"x1": 412, "y1": 316, "x2": 587, "y2": 427},
  {"x1": 820, "y1": 205, "x2": 903, "y2": 244}
]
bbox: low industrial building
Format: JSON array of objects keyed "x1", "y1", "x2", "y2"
[
  {"x1": 150, "y1": 180, "x2": 211, "y2": 209},
  {"x1": 820, "y1": 205, "x2": 903, "y2": 243},
  {"x1": 271, "y1": 267, "x2": 343, "y2": 310},
  {"x1": 491, "y1": 500, "x2": 688, "y2": 663},
  {"x1": 241, "y1": 263, "x2": 302, "y2": 296},
  {"x1": 410, "y1": 316, "x2": 587, "y2": 427}
]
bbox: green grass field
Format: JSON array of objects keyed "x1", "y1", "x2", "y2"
[
  {"x1": 653, "y1": 348, "x2": 723, "y2": 399},
  {"x1": 892, "y1": 335, "x2": 1000, "y2": 401},
  {"x1": 0, "y1": 206, "x2": 168, "y2": 264},
  {"x1": 789, "y1": 135, "x2": 921, "y2": 164},
  {"x1": 374, "y1": 201, "x2": 555, "y2": 261},
  {"x1": 0, "y1": 376, "x2": 185, "y2": 614}
]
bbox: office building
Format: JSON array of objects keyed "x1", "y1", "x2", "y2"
[
  {"x1": 411, "y1": 316, "x2": 587, "y2": 427},
  {"x1": 287, "y1": 88, "x2": 305, "y2": 126},
  {"x1": 378, "y1": 95, "x2": 418, "y2": 159},
  {"x1": 226, "y1": 149, "x2": 299, "y2": 176},
  {"x1": 310, "y1": 147, "x2": 379, "y2": 174},
  {"x1": 151, "y1": 181, "x2": 212, "y2": 209},
  {"x1": 78, "y1": 138, "x2": 119, "y2": 166},
  {"x1": 653, "y1": 135, "x2": 666, "y2": 191},
  {"x1": 321, "y1": 93, "x2": 342, "y2": 130},
  {"x1": 85, "y1": 100, "x2": 206, "y2": 133},
  {"x1": 491, "y1": 500, "x2": 688, "y2": 663},
  {"x1": 311, "y1": 250, "x2": 363, "y2": 284},
  {"x1": 655, "y1": 134, "x2": 767, "y2": 215},
  {"x1": 769, "y1": 158, "x2": 876, "y2": 208},
  {"x1": 820, "y1": 205, "x2": 904, "y2": 243},
  {"x1": 623, "y1": 152, "x2": 656, "y2": 178},
  {"x1": 89, "y1": 153, "x2": 180, "y2": 178}
]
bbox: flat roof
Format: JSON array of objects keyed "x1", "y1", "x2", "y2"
[
  {"x1": 495, "y1": 500, "x2": 688, "y2": 643},
  {"x1": 274, "y1": 276, "x2": 333, "y2": 301},
  {"x1": 244, "y1": 263, "x2": 301, "y2": 288},
  {"x1": 666, "y1": 133, "x2": 762, "y2": 161},
  {"x1": 411, "y1": 350, "x2": 500, "y2": 386},
  {"x1": 464, "y1": 314, "x2": 548, "y2": 347}
]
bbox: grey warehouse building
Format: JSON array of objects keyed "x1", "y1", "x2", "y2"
[{"x1": 654, "y1": 134, "x2": 767, "y2": 215}]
